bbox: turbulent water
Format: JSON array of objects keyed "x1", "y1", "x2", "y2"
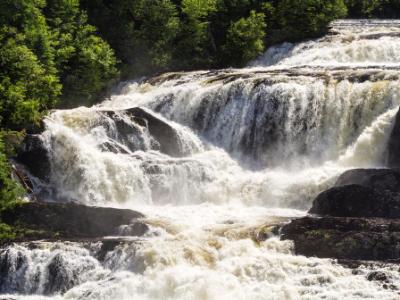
[{"x1": 3, "y1": 20, "x2": 400, "y2": 299}]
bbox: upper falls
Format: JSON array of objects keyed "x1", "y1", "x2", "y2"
[{"x1": 28, "y1": 20, "x2": 400, "y2": 208}]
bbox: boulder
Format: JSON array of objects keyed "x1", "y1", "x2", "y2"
[
  {"x1": 103, "y1": 107, "x2": 186, "y2": 157},
  {"x1": 309, "y1": 184, "x2": 400, "y2": 219},
  {"x1": 0, "y1": 202, "x2": 148, "y2": 240},
  {"x1": 367, "y1": 271, "x2": 389, "y2": 282},
  {"x1": 388, "y1": 106, "x2": 400, "y2": 167},
  {"x1": 335, "y1": 168, "x2": 400, "y2": 192},
  {"x1": 16, "y1": 135, "x2": 50, "y2": 182},
  {"x1": 281, "y1": 167, "x2": 400, "y2": 260},
  {"x1": 281, "y1": 216, "x2": 400, "y2": 260}
]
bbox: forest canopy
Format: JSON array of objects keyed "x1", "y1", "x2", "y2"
[{"x1": 0, "y1": 0, "x2": 399, "y2": 203}]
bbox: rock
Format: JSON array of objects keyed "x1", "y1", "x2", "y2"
[
  {"x1": 309, "y1": 184, "x2": 400, "y2": 218},
  {"x1": 16, "y1": 135, "x2": 50, "y2": 182},
  {"x1": 281, "y1": 217, "x2": 400, "y2": 260},
  {"x1": 44, "y1": 253, "x2": 76, "y2": 295},
  {"x1": 388, "y1": 107, "x2": 400, "y2": 167},
  {"x1": 367, "y1": 271, "x2": 389, "y2": 282},
  {"x1": 281, "y1": 166, "x2": 400, "y2": 261},
  {"x1": 335, "y1": 168, "x2": 400, "y2": 192},
  {"x1": 0, "y1": 202, "x2": 148, "y2": 240},
  {"x1": 103, "y1": 107, "x2": 186, "y2": 157}
]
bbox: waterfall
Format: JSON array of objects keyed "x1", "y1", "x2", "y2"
[{"x1": 6, "y1": 20, "x2": 400, "y2": 299}]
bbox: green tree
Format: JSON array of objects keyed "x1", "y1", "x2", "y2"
[
  {"x1": 222, "y1": 10, "x2": 266, "y2": 66},
  {"x1": 173, "y1": 0, "x2": 218, "y2": 69},
  {"x1": 81, "y1": 0, "x2": 179, "y2": 78},
  {"x1": 272, "y1": 0, "x2": 347, "y2": 43},
  {"x1": 344, "y1": 0, "x2": 381, "y2": 17},
  {"x1": 0, "y1": 137, "x2": 23, "y2": 207},
  {"x1": 345, "y1": 0, "x2": 400, "y2": 18},
  {"x1": 0, "y1": 0, "x2": 56, "y2": 74},
  {"x1": 0, "y1": 32, "x2": 60, "y2": 130},
  {"x1": 45, "y1": 0, "x2": 118, "y2": 107}
]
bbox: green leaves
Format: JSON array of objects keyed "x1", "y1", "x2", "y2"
[
  {"x1": 0, "y1": 36, "x2": 60, "y2": 129},
  {"x1": 223, "y1": 10, "x2": 266, "y2": 66},
  {"x1": 273, "y1": 0, "x2": 347, "y2": 42},
  {"x1": 44, "y1": 0, "x2": 118, "y2": 107},
  {"x1": 182, "y1": 0, "x2": 217, "y2": 19},
  {"x1": 0, "y1": 135, "x2": 23, "y2": 206}
]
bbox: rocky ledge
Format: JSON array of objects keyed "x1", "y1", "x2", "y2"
[
  {"x1": 281, "y1": 168, "x2": 400, "y2": 261},
  {"x1": 0, "y1": 202, "x2": 148, "y2": 244},
  {"x1": 282, "y1": 216, "x2": 400, "y2": 260}
]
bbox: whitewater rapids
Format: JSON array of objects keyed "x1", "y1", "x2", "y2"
[{"x1": 2, "y1": 20, "x2": 400, "y2": 299}]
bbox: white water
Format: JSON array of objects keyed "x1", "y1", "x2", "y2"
[{"x1": 3, "y1": 20, "x2": 400, "y2": 299}]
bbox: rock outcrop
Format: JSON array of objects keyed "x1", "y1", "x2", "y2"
[
  {"x1": 281, "y1": 216, "x2": 400, "y2": 260},
  {"x1": 309, "y1": 184, "x2": 400, "y2": 218},
  {"x1": 0, "y1": 202, "x2": 148, "y2": 241},
  {"x1": 16, "y1": 135, "x2": 50, "y2": 182},
  {"x1": 281, "y1": 167, "x2": 400, "y2": 261},
  {"x1": 335, "y1": 168, "x2": 400, "y2": 192},
  {"x1": 103, "y1": 107, "x2": 187, "y2": 157}
]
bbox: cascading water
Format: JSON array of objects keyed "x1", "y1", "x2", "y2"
[{"x1": 3, "y1": 20, "x2": 400, "y2": 299}]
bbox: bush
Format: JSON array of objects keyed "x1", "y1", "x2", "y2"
[{"x1": 0, "y1": 136, "x2": 23, "y2": 207}]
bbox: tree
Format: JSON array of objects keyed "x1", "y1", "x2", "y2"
[
  {"x1": 222, "y1": 10, "x2": 266, "y2": 66},
  {"x1": 45, "y1": 0, "x2": 118, "y2": 107},
  {"x1": 0, "y1": 137, "x2": 23, "y2": 207},
  {"x1": 0, "y1": 31, "x2": 60, "y2": 130},
  {"x1": 81, "y1": 0, "x2": 179, "y2": 78},
  {"x1": 344, "y1": 0, "x2": 381, "y2": 17},
  {"x1": 273, "y1": 0, "x2": 347, "y2": 43},
  {"x1": 172, "y1": 0, "x2": 218, "y2": 69}
]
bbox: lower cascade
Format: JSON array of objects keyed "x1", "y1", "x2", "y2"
[{"x1": 4, "y1": 20, "x2": 400, "y2": 299}]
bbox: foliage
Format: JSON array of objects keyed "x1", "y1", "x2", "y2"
[
  {"x1": 0, "y1": 223, "x2": 16, "y2": 243},
  {"x1": 44, "y1": 0, "x2": 118, "y2": 107},
  {"x1": 272, "y1": 0, "x2": 348, "y2": 43},
  {"x1": 81, "y1": 0, "x2": 179, "y2": 77},
  {"x1": 173, "y1": 0, "x2": 218, "y2": 69},
  {"x1": 0, "y1": 136, "x2": 23, "y2": 207},
  {"x1": 345, "y1": 0, "x2": 400, "y2": 18},
  {"x1": 222, "y1": 11, "x2": 266, "y2": 66}
]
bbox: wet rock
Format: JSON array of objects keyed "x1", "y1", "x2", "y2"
[
  {"x1": 44, "y1": 253, "x2": 77, "y2": 295},
  {"x1": 16, "y1": 135, "x2": 50, "y2": 182},
  {"x1": 309, "y1": 184, "x2": 400, "y2": 219},
  {"x1": 281, "y1": 217, "x2": 400, "y2": 260},
  {"x1": 388, "y1": 106, "x2": 400, "y2": 168},
  {"x1": 103, "y1": 107, "x2": 187, "y2": 157},
  {"x1": 0, "y1": 202, "x2": 148, "y2": 240},
  {"x1": 282, "y1": 167, "x2": 400, "y2": 261},
  {"x1": 335, "y1": 168, "x2": 400, "y2": 192},
  {"x1": 118, "y1": 223, "x2": 149, "y2": 236},
  {"x1": 367, "y1": 271, "x2": 389, "y2": 282}
]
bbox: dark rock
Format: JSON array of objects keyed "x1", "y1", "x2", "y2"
[
  {"x1": 335, "y1": 168, "x2": 400, "y2": 192},
  {"x1": 44, "y1": 253, "x2": 76, "y2": 295},
  {"x1": 118, "y1": 222, "x2": 149, "y2": 236},
  {"x1": 103, "y1": 107, "x2": 186, "y2": 157},
  {"x1": 16, "y1": 135, "x2": 50, "y2": 182},
  {"x1": 96, "y1": 240, "x2": 123, "y2": 261},
  {"x1": 388, "y1": 107, "x2": 400, "y2": 167},
  {"x1": 309, "y1": 184, "x2": 400, "y2": 218},
  {"x1": 1, "y1": 202, "x2": 148, "y2": 240},
  {"x1": 367, "y1": 271, "x2": 389, "y2": 282},
  {"x1": 126, "y1": 107, "x2": 184, "y2": 157},
  {"x1": 281, "y1": 217, "x2": 400, "y2": 260}
]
